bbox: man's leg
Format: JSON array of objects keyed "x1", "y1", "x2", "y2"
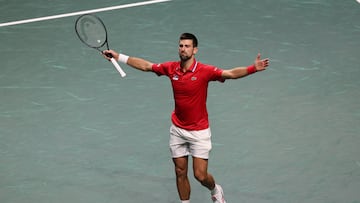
[
  {"x1": 192, "y1": 157, "x2": 215, "y2": 190},
  {"x1": 173, "y1": 156, "x2": 190, "y2": 201},
  {"x1": 193, "y1": 157, "x2": 226, "y2": 203}
]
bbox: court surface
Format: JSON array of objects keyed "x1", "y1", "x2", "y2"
[{"x1": 1, "y1": 0, "x2": 359, "y2": 202}]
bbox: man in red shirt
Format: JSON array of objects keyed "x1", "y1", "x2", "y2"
[{"x1": 103, "y1": 33, "x2": 269, "y2": 203}]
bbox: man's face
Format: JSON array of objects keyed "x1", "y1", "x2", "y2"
[{"x1": 178, "y1": 39, "x2": 198, "y2": 61}]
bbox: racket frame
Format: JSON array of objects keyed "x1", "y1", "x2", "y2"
[{"x1": 75, "y1": 14, "x2": 126, "y2": 77}]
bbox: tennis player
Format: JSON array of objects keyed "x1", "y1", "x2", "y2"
[{"x1": 103, "y1": 33, "x2": 269, "y2": 203}]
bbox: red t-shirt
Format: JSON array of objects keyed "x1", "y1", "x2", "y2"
[{"x1": 152, "y1": 59, "x2": 224, "y2": 130}]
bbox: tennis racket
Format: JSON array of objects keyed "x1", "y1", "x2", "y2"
[{"x1": 75, "y1": 14, "x2": 126, "y2": 77}]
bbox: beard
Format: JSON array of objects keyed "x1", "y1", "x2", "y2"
[{"x1": 179, "y1": 53, "x2": 191, "y2": 62}]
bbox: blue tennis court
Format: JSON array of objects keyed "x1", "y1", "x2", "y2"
[{"x1": 1, "y1": 0, "x2": 359, "y2": 202}]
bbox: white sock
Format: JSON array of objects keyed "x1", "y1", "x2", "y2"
[
  {"x1": 181, "y1": 200, "x2": 190, "y2": 203},
  {"x1": 211, "y1": 184, "x2": 218, "y2": 195}
]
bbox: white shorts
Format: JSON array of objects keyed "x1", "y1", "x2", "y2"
[{"x1": 169, "y1": 124, "x2": 212, "y2": 159}]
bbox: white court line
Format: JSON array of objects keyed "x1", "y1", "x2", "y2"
[{"x1": 0, "y1": 0, "x2": 171, "y2": 27}]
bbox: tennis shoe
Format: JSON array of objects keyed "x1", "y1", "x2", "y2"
[{"x1": 211, "y1": 184, "x2": 226, "y2": 203}]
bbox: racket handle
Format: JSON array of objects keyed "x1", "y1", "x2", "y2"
[{"x1": 110, "y1": 57, "x2": 126, "y2": 77}]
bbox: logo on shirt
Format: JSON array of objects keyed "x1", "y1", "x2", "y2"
[
  {"x1": 191, "y1": 77, "x2": 197, "y2": 81},
  {"x1": 172, "y1": 74, "x2": 179, "y2": 80}
]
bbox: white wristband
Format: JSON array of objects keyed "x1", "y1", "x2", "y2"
[{"x1": 118, "y1": 54, "x2": 129, "y2": 64}]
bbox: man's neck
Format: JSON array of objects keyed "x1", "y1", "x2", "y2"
[{"x1": 180, "y1": 58, "x2": 195, "y2": 72}]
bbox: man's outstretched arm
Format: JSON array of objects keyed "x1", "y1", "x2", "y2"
[
  {"x1": 222, "y1": 53, "x2": 269, "y2": 79},
  {"x1": 103, "y1": 50, "x2": 154, "y2": 72}
]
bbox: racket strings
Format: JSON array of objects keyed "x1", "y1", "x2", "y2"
[{"x1": 75, "y1": 14, "x2": 108, "y2": 49}]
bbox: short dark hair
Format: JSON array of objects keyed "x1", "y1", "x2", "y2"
[{"x1": 179, "y1": 33, "x2": 198, "y2": 47}]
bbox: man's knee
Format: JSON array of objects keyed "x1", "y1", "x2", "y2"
[
  {"x1": 175, "y1": 166, "x2": 188, "y2": 178},
  {"x1": 173, "y1": 156, "x2": 189, "y2": 178},
  {"x1": 194, "y1": 170, "x2": 207, "y2": 183}
]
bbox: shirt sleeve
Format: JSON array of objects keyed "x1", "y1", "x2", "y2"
[
  {"x1": 152, "y1": 62, "x2": 172, "y2": 76},
  {"x1": 208, "y1": 65, "x2": 225, "y2": 82}
]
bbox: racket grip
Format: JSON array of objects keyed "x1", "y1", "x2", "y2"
[{"x1": 110, "y1": 57, "x2": 126, "y2": 77}]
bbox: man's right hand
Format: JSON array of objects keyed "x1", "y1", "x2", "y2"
[{"x1": 102, "y1": 50, "x2": 119, "y2": 61}]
